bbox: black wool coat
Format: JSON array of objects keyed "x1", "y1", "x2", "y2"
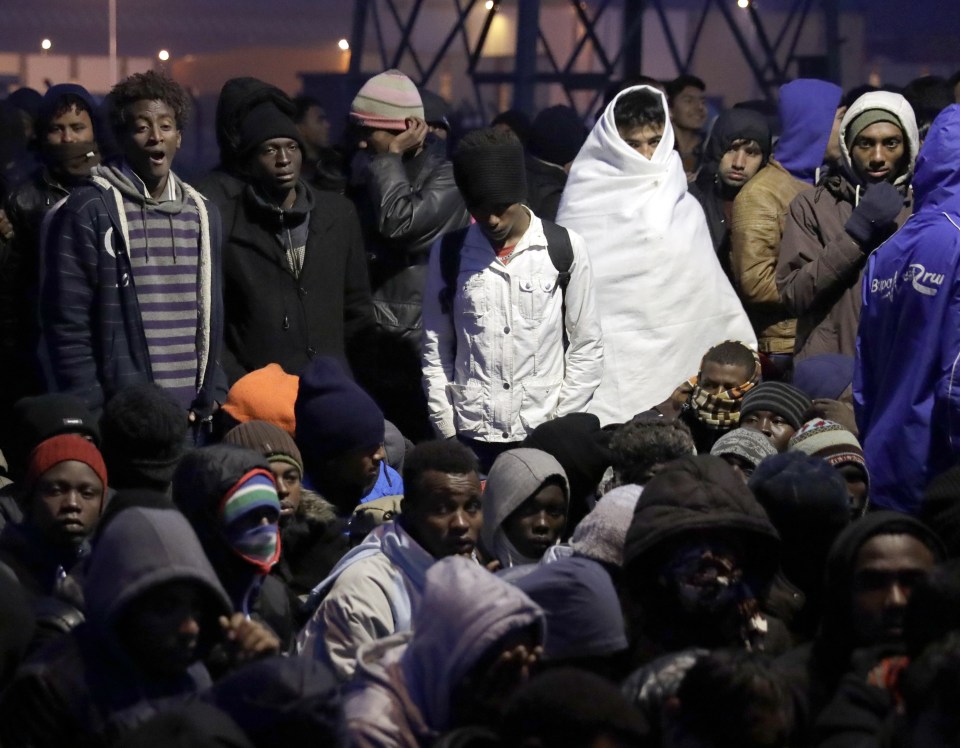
[{"x1": 218, "y1": 182, "x2": 375, "y2": 383}]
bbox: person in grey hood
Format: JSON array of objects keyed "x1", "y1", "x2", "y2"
[
  {"x1": 481, "y1": 448, "x2": 569, "y2": 569},
  {"x1": 38, "y1": 70, "x2": 226, "y2": 435},
  {"x1": 213, "y1": 100, "x2": 375, "y2": 384},
  {"x1": 344, "y1": 555, "x2": 544, "y2": 748},
  {"x1": 777, "y1": 90, "x2": 920, "y2": 361},
  {"x1": 0, "y1": 507, "x2": 279, "y2": 747}
]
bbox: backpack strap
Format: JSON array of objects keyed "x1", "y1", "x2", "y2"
[
  {"x1": 438, "y1": 226, "x2": 470, "y2": 316},
  {"x1": 540, "y1": 219, "x2": 574, "y2": 347}
]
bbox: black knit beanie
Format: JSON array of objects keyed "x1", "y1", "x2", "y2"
[
  {"x1": 527, "y1": 105, "x2": 587, "y2": 167},
  {"x1": 739, "y1": 382, "x2": 812, "y2": 431},
  {"x1": 239, "y1": 101, "x2": 303, "y2": 156},
  {"x1": 13, "y1": 393, "x2": 100, "y2": 447},
  {"x1": 453, "y1": 130, "x2": 527, "y2": 210},
  {"x1": 294, "y1": 356, "x2": 384, "y2": 471},
  {"x1": 100, "y1": 384, "x2": 187, "y2": 491},
  {"x1": 748, "y1": 451, "x2": 850, "y2": 589},
  {"x1": 9, "y1": 393, "x2": 100, "y2": 480}
]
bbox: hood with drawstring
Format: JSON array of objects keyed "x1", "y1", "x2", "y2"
[
  {"x1": 481, "y1": 448, "x2": 569, "y2": 568},
  {"x1": 344, "y1": 556, "x2": 544, "y2": 745},
  {"x1": 774, "y1": 79, "x2": 843, "y2": 185},
  {"x1": 839, "y1": 90, "x2": 920, "y2": 191}
]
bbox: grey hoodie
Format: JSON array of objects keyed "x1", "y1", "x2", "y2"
[{"x1": 481, "y1": 448, "x2": 569, "y2": 568}]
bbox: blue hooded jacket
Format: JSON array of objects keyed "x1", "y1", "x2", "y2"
[
  {"x1": 854, "y1": 104, "x2": 960, "y2": 513},
  {"x1": 774, "y1": 79, "x2": 843, "y2": 185}
]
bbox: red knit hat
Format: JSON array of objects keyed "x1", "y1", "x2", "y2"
[{"x1": 23, "y1": 433, "x2": 108, "y2": 496}]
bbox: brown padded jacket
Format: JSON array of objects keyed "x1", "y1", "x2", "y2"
[
  {"x1": 730, "y1": 159, "x2": 810, "y2": 354},
  {"x1": 776, "y1": 173, "x2": 912, "y2": 362}
]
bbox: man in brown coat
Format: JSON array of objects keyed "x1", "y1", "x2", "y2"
[
  {"x1": 776, "y1": 91, "x2": 919, "y2": 362},
  {"x1": 730, "y1": 79, "x2": 843, "y2": 372}
]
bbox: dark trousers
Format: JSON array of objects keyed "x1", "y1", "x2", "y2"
[{"x1": 457, "y1": 436, "x2": 524, "y2": 475}]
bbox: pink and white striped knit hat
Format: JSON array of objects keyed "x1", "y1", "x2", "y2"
[{"x1": 350, "y1": 69, "x2": 424, "y2": 131}]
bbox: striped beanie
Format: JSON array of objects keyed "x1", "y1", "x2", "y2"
[
  {"x1": 219, "y1": 468, "x2": 282, "y2": 573},
  {"x1": 788, "y1": 418, "x2": 866, "y2": 472},
  {"x1": 350, "y1": 69, "x2": 423, "y2": 131},
  {"x1": 220, "y1": 469, "x2": 280, "y2": 525},
  {"x1": 739, "y1": 382, "x2": 812, "y2": 431}
]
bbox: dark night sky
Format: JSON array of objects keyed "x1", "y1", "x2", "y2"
[{"x1": 0, "y1": 0, "x2": 955, "y2": 67}]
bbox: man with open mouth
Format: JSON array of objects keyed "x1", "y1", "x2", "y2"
[{"x1": 38, "y1": 70, "x2": 226, "y2": 442}]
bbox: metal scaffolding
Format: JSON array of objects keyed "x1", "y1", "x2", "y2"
[{"x1": 348, "y1": 0, "x2": 841, "y2": 119}]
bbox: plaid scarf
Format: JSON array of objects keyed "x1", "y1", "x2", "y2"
[{"x1": 688, "y1": 347, "x2": 762, "y2": 428}]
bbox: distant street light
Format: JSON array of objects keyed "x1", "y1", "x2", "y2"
[
  {"x1": 737, "y1": 0, "x2": 750, "y2": 7},
  {"x1": 158, "y1": 49, "x2": 170, "y2": 61},
  {"x1": 41, "y1": 38, "x2": 52, "y2": 51},
  {"x1": 338, "y1": 39, "x2": 350, "y2": 51},
  {"x1": 485, "y1": 0, "x2": 495, "y2": 9}
]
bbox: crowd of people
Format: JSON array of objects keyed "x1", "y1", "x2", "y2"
[{"x1": 0, "y1": 61, "x2": 958, "y2": 747}]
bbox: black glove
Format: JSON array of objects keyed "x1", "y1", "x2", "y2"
[{"x1": 845, "y1": 181, "x2": 904, "y2": 246}]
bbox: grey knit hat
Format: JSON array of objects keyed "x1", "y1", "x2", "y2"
[
  {"x1": 710, "y1": 428, "x2": 778, "y2": 469},
  {"x1": 569, "y1": 484, "x2": 642, "y2": 567}
]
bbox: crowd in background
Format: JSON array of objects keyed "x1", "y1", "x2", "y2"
[{"x1": 0, "y1": 62, "x2": 959, "y2": 747}]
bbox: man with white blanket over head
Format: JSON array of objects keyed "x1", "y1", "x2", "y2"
[{"x1": 557, "y1": 85, "x2": 755, "y2": 426}]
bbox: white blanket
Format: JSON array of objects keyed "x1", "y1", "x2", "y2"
[{"x1": 556, "y1": 85, "x2": 756, "y2": 425}]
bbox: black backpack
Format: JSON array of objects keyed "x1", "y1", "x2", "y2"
[{"x1": 438, "y1": 219, "x2": 574, "y2": 322}]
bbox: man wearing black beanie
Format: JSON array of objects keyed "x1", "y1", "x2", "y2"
[
  {"x1": 214, "y1": 101, "x2": 375, "y2": 385},
  {"x1": 422, "y1": 127, "x2": 603, "y2": 471}
]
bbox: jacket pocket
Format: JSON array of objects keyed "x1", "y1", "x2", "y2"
[
  {"x1": 519, "y1": 380, "x2": 561, "y2": 432},
  {"x1": 457, "y1": 276, "x2": 487, "y2": 328},
  {"x1": 449, "y1": 381, "x2": 486, "y2": 435},
  {"x1": 518, "y1": 276, "x2": 555, "y2": 321}
]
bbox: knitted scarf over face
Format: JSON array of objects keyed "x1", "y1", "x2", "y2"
[
  {"x1": 689, "y1": 348, "x2": 762, "y2": 429},
  {"x1": 219, "y1": 468, "x2": 282, "y2": 574}
]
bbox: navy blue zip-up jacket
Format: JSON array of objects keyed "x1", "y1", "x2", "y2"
[{"x1": 37, "y1": 168, "x2": 226, "y2": 416}]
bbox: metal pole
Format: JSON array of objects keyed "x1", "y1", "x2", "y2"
[
  {"x1": 822, "y1": 0, "x2": 841, "y2": 84},
  {"x1": 349, "y1": 0, "x2": 369, "y2": 79},
  {"x1": 512, "y1": 0, "x2": 541, "y2": 116},
  {"x1": 621, "y1": 0, "x2": 644, "y2": 77},
  {"x1": 109, "y1": 0, "x2": 117, "y2": 84}
]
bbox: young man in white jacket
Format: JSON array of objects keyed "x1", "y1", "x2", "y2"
[{"x1": 421, "y1": 127, "x2": 603, "y2": 471}]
